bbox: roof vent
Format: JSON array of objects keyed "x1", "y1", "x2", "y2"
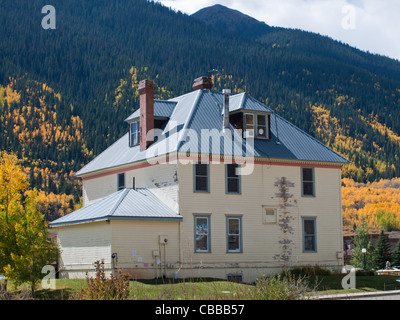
[{"x1": 192, "y1": 76, "x2": 213, "y2": 91}]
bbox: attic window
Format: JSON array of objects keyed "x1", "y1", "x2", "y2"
[
  {"x1": 129, "y1": 120, "x2": 140, "y2": 147},
  {"x1": 244, "y1": 113, "x2": 268, "y2": 139}
]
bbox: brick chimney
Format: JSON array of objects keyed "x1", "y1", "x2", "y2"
[
  {"x1": 192, "y1": 76, "x2": 213, "y2": 91},
  {"x1": 138, "y1": 79, "x2": 155, "y2": 151}
]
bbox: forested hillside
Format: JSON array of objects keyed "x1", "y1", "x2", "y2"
[{"x1": 1, "y1": 0, "x2": 400, "y2": 221}]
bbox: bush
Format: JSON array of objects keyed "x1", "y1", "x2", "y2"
[
  {"x1": 0, "y1": 289, "x2": 33, "y2": 300},
  {"x1": 251, "y1": 273, "x2": 311, "y2": 300},
  {"x1": 281, "y1": 265, "x2": 332, "y2": 278},
  {"x1": 71, "y1": 260, "x2": 131, "y2": 300}
]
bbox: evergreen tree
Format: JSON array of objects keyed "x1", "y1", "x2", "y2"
[
  {"x1": 392, "y1": 240, "x2": 400, "y2": 267},
  {"x1": 350, "y1": 222, "x2": 374, "y2": 270},
  {"x1": 373, "y1": 230, "x2": 392, "y2": 270}
]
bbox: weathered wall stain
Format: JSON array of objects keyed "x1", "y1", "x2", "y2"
[{"x1": 273, "y1": 177, "x2": 295, "y2": 262}]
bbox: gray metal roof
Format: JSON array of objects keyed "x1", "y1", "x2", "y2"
[
  {"x1": 75, "y1": 89, "x2": 349, "y2": 177},
  {"x1": 49, "y1": 188, "x2": 182, "y2": 227},
  {"x1": 125, "y1": 100, "x2": 177, "y2": 122}
]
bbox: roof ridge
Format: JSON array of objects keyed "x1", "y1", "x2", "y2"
[{"x1": 109, "y1": 188, "x2": 131, "y2": 217}]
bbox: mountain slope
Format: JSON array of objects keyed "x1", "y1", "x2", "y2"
[
  {"x1": 1, "y1": 0, "x2": 400, "y2": 184},
  {"x1": 192, "y1": 4, "x2": 271, "y2": 39}
]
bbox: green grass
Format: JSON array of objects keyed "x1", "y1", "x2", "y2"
[{"x1": 2, "y1": 274, "x2": 400, "y2": 300}]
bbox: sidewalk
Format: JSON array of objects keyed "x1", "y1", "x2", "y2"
[{"x1": 311, "y1": 289, "x2": 400, "y2": 300}]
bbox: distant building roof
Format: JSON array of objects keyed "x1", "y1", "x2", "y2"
[
  {"x1": 49, "y1": 188, "x2": 182, "y2": 227},
  {"x1": 76, "y1": 89, "x2": 349, "y2": 177}
]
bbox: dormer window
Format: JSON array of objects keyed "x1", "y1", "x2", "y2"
[
  {"x1": 244, "y1": 113, "x2": 269, "y2": 139},
  {"x1": 129, "y1": 120, "x2": 140, "y2": 147}
]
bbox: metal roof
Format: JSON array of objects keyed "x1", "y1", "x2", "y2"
[
  {"x1": 49, "y1": 188, "x2": 182, "y2": 227},
  {"x1": 125, "y1": 100, "x2": 177, "y2": 122},
  {"x1": 75, "y1": 89, "x2": 349, "y2": 177}
]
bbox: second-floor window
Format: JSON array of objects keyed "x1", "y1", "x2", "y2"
[
  {"x1": 129, "y1": 120, "x2": 140, "y2": 147},
  {"x1": 194, "y1": 163, "x2": 209, "y2": 193},
  {"x1": 226, "y1": 163, "x2": 241, "y2": 194},
  {"x1": 301, "y1": 167, "x2": 315, "y2": 196}
]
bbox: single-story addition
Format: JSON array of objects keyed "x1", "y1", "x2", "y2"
[{"x1": 50, "y1": 76, "x2": 350, "y2": 282}]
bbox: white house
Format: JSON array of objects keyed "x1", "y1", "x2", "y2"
[{"x1": 50, "y1": 76, "x2": 350, "y2": 282}]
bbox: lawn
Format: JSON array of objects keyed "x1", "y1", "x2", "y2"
[{"x1": 2, "y1": 274, "x2": 400, "y2": 300}]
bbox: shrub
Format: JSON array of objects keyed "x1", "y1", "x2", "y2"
[
  {"x1": 281, "y1": 265, "x2": 332, "y2": 278},
  {"x1": 251, "y1": 273, "x2": 310, "y2": 300},
  {"x1": 71, "y1": 260, "x2": 130, "y2": 300}
]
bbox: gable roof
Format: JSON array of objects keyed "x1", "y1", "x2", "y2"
[
  {"x1": 49, "y1": 188, "x2": 182, "y2": 227},
  {"x1": 75, "y1": 89, "x2": 349, "y2": 177}
]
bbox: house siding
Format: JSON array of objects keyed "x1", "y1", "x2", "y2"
[
  {"x1": 178, "y1": 161, "x2": 343, "y2": 282},
  {"x1": 57, "y1": 221, "x2": 112, "y2": 278},
  {"x1": 110, "y1": 220, "x2": 180, "y2": 279}
]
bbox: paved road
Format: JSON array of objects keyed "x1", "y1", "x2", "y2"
[{"x1": 315, "y1": 290, "x2": 400, "y2": 300}]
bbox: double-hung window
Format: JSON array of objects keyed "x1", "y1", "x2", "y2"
[
  {"x1": 194, "y1": 216, "x2": 210, "y2": 252},
  {"x1": 301, "y1": 167, "x2": 315, "y2": 196},
  {"x1": 194, "y1": 163, "x2": 209, "y2": 193},
  {"x1": 129, "y1": 120, "x2": 140, "y2": 147},
  {"x1": 226, "y1": 163, "x2": 241, "y2": 194},
  {"x1": 302, "y1": 218, "x2": 317, "y2": 252},
  {"x1": 227, "y1": 217, "x2": 242, "y2": 252}
]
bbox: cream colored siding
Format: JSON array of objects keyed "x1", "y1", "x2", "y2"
[
  {"x1": 82, "y1": 163, "x2": 179, "y2": 211},
  {"x1": 110, "y1": 220, "x2": 180, "y2": 279},
  {"x1": 178, "y1": 161, "x2": 343, "y2": 281},
  {"x1": 57, "y1": 221, "x2": 111, "y2": 278}
]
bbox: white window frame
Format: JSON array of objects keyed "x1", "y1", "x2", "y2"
[
  {"x1": 244, "y1": 113, "x2": 269, "y2": 139},
  {"x1": 129, "y1": 120, "x2": 140, "y2": 147}
]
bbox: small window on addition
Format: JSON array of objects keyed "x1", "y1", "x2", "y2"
[
  {"x1": 117, "y1": 173, "x2": 125, "y2": 191},
  {"x1": 262, "y1": 206, "x2": 277, "y2": 224}
]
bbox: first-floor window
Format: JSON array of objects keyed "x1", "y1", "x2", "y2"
[
  {"x1": 303, "y1": 218, "x2": 317, "y2": 252},
  {"x1": 195, "y1": 216, "x2": 210, "y2": 252},
  {"x1": 227, "y1": 216, "x2": 242, "y2": 252}
]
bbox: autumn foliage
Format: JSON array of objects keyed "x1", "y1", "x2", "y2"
[{"x1": 342, "y1": 178, "x2": 400, "y2": 231}]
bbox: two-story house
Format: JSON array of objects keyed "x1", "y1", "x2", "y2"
[{"x1": 50, "y1": 76, "x2": 350, "y2": 282}]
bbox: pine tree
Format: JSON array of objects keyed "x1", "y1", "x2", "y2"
[
  {"x1": 350, "y1": 222, "x2": 374, "y2": 270},
  {"x1": 392, "y1": 240, "x2": 400, "y2": 267},
  {"x1": 373, "y1": 230, "x2": 392, "y2": 270}
]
